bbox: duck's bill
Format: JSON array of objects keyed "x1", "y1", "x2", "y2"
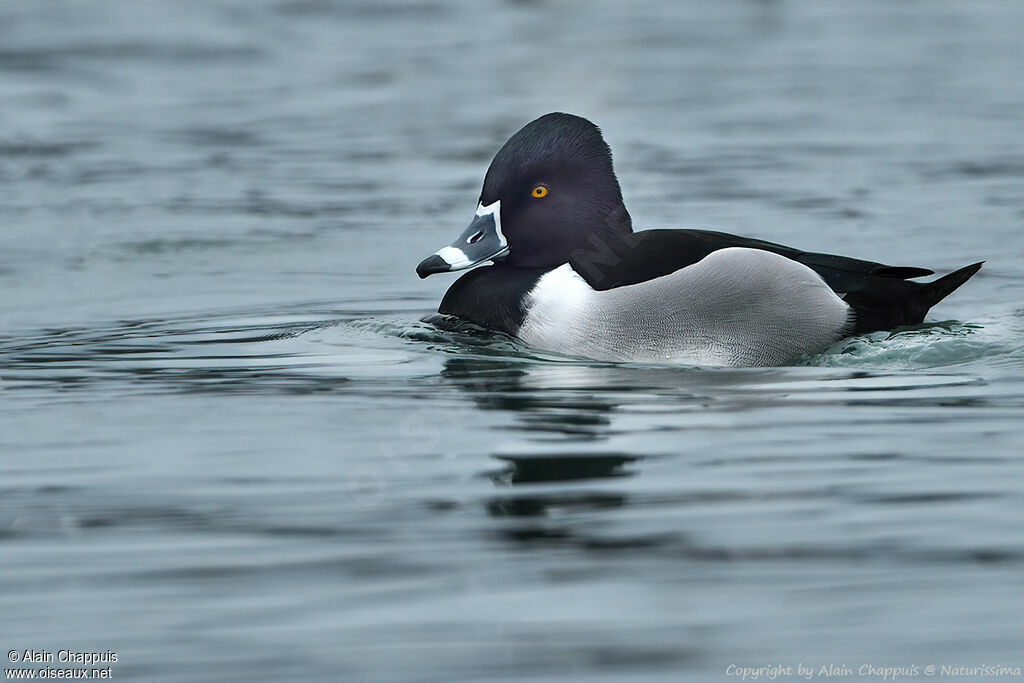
[{"x1": 416, "y1": 200, "x2": 508, "y2": 278}]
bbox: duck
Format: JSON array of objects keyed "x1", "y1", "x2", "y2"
[{"x1": 416, "y1": 113, "x2": 982, "y2": 366}]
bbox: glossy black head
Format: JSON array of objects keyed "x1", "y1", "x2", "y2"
[{"x1": 416, "y1": 113, "x2": 632, "y2": 277}]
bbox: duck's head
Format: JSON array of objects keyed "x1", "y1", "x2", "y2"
[{"x1": 416, "y1": 113, "x2": 632, "y2": 278}]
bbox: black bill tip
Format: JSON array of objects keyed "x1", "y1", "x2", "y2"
[{"x1": 416, "y1": 254, "x2": 449, "y2": 279}]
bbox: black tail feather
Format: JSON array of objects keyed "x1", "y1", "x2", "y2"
[
  {"x1": 847, "y1": 261, "x2": 983, "y2": 334},
  {"x1": 917, "y1": 261, "x2": 984, "y2": 311}
]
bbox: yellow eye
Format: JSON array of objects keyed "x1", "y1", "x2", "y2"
[{"x1": 531, "y1": 185, "x2": 549, "y2": 199}]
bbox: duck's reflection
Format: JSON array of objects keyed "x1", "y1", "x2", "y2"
[
  {"x1": 440, "y1": 356, "x2": 620, "y2": 439},
  {"x1": 490, "y1": 453, "x2": 639, "y2": 485},
  {"x1": 441, "y1": 356, "x2": 641, "y2": 540}
]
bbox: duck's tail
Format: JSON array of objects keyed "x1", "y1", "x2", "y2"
[
  {"x1": 918, "y1": 261, "x2": 984, "y2": 311},
  {"x1": 847, "y1": 261, "x2": 984, "y2": 334}
]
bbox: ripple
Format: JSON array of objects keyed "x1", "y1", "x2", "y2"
[
  {"x1": 0, "y1": 139, "x2": 96, "y2": 157},
  {"x1": 0, "y1": 41, "x2": 265, "y2": 71},
  {"x1": 812, "y1": 317, "x2": 1024, "y2": 370}
]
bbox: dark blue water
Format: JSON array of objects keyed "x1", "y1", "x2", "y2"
[{"x1": 2, "y1": 1, "x2": 1022, "y2": 681}]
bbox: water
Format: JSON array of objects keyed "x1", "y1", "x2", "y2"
[{"x1": 2, "y1": 1, "x2": 1023, "y2": 680}]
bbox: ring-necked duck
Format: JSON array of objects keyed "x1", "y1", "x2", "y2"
[{"x1": 416, "y1": 113, "x2": 982, "y2": 366}]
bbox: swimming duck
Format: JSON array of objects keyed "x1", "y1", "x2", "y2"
[{"x1": 416, "y1": 113, "x2": 982, "y2": 366}]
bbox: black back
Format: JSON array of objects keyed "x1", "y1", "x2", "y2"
[{"x1": 569, "y1": 229, "x2": 934, "y2": 292}]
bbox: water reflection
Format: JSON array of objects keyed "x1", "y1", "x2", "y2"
[
  {"x1": 440, "y1": 356, "x2": 647, "y2": 548},
  {"x1": 487, "y1": 492, "x2": 629, "y2": 520},
  {"x1": 491, "y1": 453, "x2": 639, "y2": 485},
  {"x1": 440, "y1": 357, "x2": 621, "y2": 438}
]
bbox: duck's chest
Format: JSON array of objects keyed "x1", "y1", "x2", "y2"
[{"x1": 438, "y1": 265, "x2": 549, "y2": 336}]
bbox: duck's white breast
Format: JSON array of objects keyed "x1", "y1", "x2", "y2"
[{"x1": 516, "y1": 247, "x2": 853, "y2": 366}]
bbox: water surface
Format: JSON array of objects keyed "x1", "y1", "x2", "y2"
[{"x1": 2, "y1": 1, "x2": 1023, "y2": 680}]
